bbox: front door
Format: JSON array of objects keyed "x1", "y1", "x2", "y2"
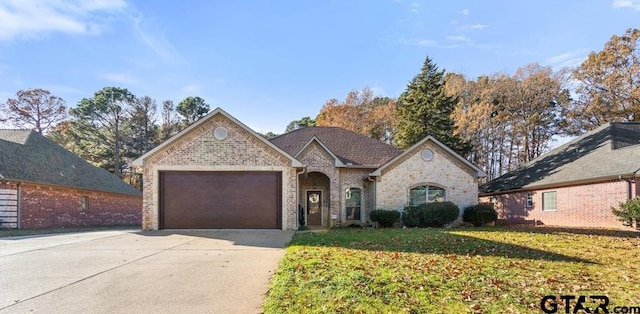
[{"x1": 306, "y1": 191, "x2": 322, "y2": 226}]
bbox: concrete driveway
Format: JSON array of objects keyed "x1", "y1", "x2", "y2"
[{"x1": 0, "y1": 229, "x2": 294, "y2": 314}]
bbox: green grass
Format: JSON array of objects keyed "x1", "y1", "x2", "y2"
[
  {"x1": 0, "y1": 225, "x2": 139, "y2": 238},
  {"x1": 263, "y1": 227, "x2": 640, "y2": 313}
]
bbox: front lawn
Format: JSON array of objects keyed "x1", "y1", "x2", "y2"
[{"x1": 263, "y1": 227, "x2": 640, "y2": 313}]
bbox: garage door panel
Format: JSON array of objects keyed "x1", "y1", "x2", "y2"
[{"x1": 160, "y1": 171, "x2": 281, "y2": 229}]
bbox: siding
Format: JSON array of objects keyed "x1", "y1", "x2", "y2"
[{"x1": 483, "y1": 179, "x2": 635, "y2": 228}]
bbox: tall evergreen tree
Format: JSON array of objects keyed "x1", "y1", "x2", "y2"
[
  {"x1": 70, "y1": 87, "x2": 135, "y2": 178},
  {"x1": 394, "y1": 56, "x2": 470, "y2": 155},
  {"x1": 124, "y1": 95, "x2": 159, "y2": 158},
  {"x1": 177, "y1": 96, "x2": 209, "y2": 128}
]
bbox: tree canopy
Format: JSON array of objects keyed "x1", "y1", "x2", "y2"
[
  {"x1": 69, "y1": 87, "x2": 135, "y2": 178},
  {"x1": 394, "y1": 57, "x2": 469, "y2": 155},
  {"x1": 177, "y1": 96, "x2": 210, "y2": 127},
  {"x1": 315, "y1": 87, "x2": 396, "y2": 143},
  {"x1": 2, "y1": 88, "x2": 67, "y2": 133},
  {"x1": 569, "y1": 28, "x2": 640, "y2": 134},
  {"x1": 448, "y1": 64, "x2": 570, "y2": 180}
]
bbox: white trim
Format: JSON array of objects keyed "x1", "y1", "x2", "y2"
[
  {"x1": 342, "y1": 185, "x2": 364, "y2": 223},
  {"x1": 132, "y1": 107, "x2": 303, "y2": 167},
  {"x1": 370, "y1": 136, "x2": 485, "y2": 177}
]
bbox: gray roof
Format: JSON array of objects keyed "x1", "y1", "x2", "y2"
[
  {"x1": 480, "y1": 122, "x2": 640, "y2": 194},
  {"x1": 269, "y1": 127, "x2": 403, "y2": 167},
  {"x1": 0, "y1": 129, "x2": 141, "y2": 196}
]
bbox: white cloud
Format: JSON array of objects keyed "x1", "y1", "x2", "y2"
[
  {"x1": 397, "y1": 38, "x2": 460, "y2": 49},
  {"x1": 0, "y1": 0, "x2": 127, "y2": 41},
  {"x1": 410, "y1": 2, "x2": 419, "y2": 13},
  {"x1": 613, "y1": 0, "x2": 640, "y2": 10},
  {"x1": 446, "y1": 35, "x2": 471, "y2": 42},
  {"x1": 545, "y1": 50, "x2": 587, "y2": 68},
  {"x1": 456, "y1": 23, "x2": 489, "y2": 32},
  {"x1": 130, "y1": 14, "x2": 185, "y2": 66},
  {"x1": 471, "y1": 24, "x2": 489, "y2": 30},
  {"x1": 461, "y1": 9, "x2": 470, "y2": 15},
  {"x1": 181, "y1": 84, "x2": 200, "y2": 93},
  {"x1": 100, "y1": 72, "x2": 140, "y2": 85}
]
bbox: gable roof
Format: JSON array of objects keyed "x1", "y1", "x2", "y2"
[
  {"x1": 294, "y1": 136, "x2": 346, "y2": 167},
  {"x1": 132, "y1": 107, "x2": 303, "y2": 167},
  {"x1": 0, "y1": 129, "x2": 141, "y2": 196},
  {"x1": 370, "y1": 135, "x2": 485, "y2": 177},
  {"x1": 480, "y1": 122, "x2": 640, "y2": 195},
  {"x1": 269, "y1": 127, "x2": 403, "y2": 167}
]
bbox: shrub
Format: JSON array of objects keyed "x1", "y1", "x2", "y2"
[
  {"x1": 402, "y1": 202, "x2": 460, "y2": 227},
  {"x1": 463, "y1": 204, "x2": 498, "y2": 227},
  {"x1": 370, "y1": 209, "x2": 401, "y2": 228},
  {"x1": 612, "y1": 197, "x2": 640, "y2": 227},
  {"x1": 402, "y1": 206, "x2": 421, "y2": 228}
]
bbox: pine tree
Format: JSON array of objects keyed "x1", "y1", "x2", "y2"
[{"x1": 394, "y1": 57, "x2": 470, "y2": 155}]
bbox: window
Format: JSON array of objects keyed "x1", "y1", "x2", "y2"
[
  {"x1": 409, "y1": 185, "x2": 445, "y2": 206},
  {"x1": 526, "y1": 193, "x2": 533, "y2": 208},
  {"x1": 81, "y1": 196, "x2": 89, "y2": 210},
  {"x1": 542, "y1": 192, "x2": 557, "y2": 211},
  {"x1": 345, "y1": 188, "x2": 361, "y2": 220}
]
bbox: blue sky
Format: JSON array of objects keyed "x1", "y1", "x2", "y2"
[{"x1": 0, "y1": 0, "x2": 639, "y2": 134}]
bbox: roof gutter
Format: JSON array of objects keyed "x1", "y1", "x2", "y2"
[
  {"x1": 479, "y1": 173, "x2": 638, "y2": 197},
  {"x1": 0, "y1": 178, "x2": 141, "y2": 197}
]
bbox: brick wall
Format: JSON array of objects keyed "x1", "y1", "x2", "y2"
[
  {"x1": 375, "y1": 141, "x2": 479, "y2": 221},
  {"x1": 483, "y1": 179, "x2": 635, "y2": 229},
  {"x1": 141, "y1": 114, "x2": 297, "y2": 230},
  {"x1": 296, "y1": 141, "x2": 340, "y2": 227},
  {"x1": 296, "y1": 142, "x2": 375, "y2": 227},
  {"x1": 17, "y1": 183, "x2": 141, "y2": 229},
  {"x1": 339, "y1": 168, "x2": 373, "y2": 225}
]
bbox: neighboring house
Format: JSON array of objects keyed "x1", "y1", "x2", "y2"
[
  {"x1": 480, "y1": 122, "x2": 640, "y2": 229},
  {"x1": 132, "y1": 107, "x2": 484, "y2": 230},
  {"x1": 0, "y1": 130, "x2": 142, "y2": 229}
]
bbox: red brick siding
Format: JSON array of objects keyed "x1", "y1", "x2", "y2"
[
  {"x1": 482, "y1": 180, "x2": 633, "y2": 229},
  {"x1": 18, "y1": 183, "x2": 141, "y2": 229}
]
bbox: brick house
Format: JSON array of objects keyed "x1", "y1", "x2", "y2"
[
  {"x1": 132, "y1": 108, "x2": 484, "y2": 230},
  {"x1": 0, "y1": 130, "x2": 142, "y2": 229},
  {"x1": 479, "y1": 122, "x2": 640, "y2": 229}
]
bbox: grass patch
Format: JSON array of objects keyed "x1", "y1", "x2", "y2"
[
  {"x1": 0, "y1": 225, "x2": 139, "y2": 238},
  {"x1": 263, "y1": 227, "x2": 640, "y2": 313}
]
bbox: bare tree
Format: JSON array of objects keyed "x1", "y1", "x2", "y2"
[{"x1": 3, "y1": 88, "x2": 67, "y2": 133}]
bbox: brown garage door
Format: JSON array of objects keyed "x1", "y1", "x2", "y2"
[{"x1": 160, "y1": 171, "x2": 282, "y2": 229}]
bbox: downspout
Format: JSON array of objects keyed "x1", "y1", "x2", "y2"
[
  {"x1": 16, "y1": 181, "x2": 22, "y2": 229},
  {"x1": 296, "y1": 167, "x2": 307, "y2": 229},
  {"x1": 620, "y1": 175, "x2": 636, "y2": 200},
  {"x1": 367, "y1": 176, "x2": 377, "y2": 221}
]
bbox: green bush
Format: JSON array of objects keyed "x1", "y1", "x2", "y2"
[
  {"x1": 369, "y1": 209, "x2": 401, "y2": 228},
  {"x1": 612, "y1": 197, "x2": 640, "y2": 227},
  {"x1": 402, "y1": 202, "x2": 460, "y2": 227},
  {"x1": 402, "y1": 206, "x2": 421, "y2": 228},
  {"x1": 463, "y1": 204, "x2": 498, "y2": 227}
]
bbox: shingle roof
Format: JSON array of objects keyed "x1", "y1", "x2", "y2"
[
  {"x1": 0, "y1": 129, "x2": 141, "y2": 196},
  {"x1": 269, "y1": 127, "x2": 403, "y2": 167},
  {"x1": 480, "y1": 122, "x2": 640, "y2": 194}
]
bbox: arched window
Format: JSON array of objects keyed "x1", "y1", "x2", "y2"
[
  {"x1": 345, "y1": 187, "x2": 362, "y2": 220},
  {"x1": 409, "y1": 185, "x2": 445, "y2": 206}
]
